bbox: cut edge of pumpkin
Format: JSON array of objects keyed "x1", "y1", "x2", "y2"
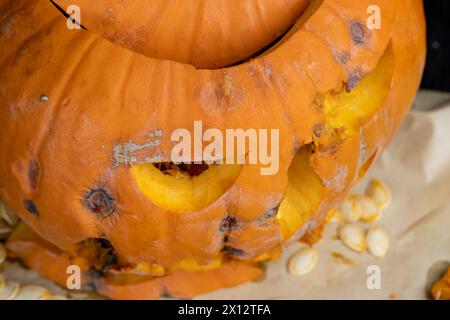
[{"x1": 276, "y1": 46, "x2": 395, "y2": 240}]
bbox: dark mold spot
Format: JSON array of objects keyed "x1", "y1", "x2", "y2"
[
  {"x1": 28, "y1": 161, "x2": 39, "y2": 190},
  {"x1": 23, "y1": 199, "x2": 39, "y2": 216},
  {"x1": 350, "y1": 21, "x2": 366, "y2": 44},
  {"x1": 313, "y1": 123, "x2": 325, "y2": 138},
  {"x1": 336, "y1": 51, "x2": 351, "y2": 65},
  {"x1": 84, "y1": 189, "x2": 115, "y2": 218},
  {"x1": 260, "y1": 204, "x2": 280, "y2": 220},
  {"x1": 346, "y1": 72, "x2": 364, "y2": 92},
  {"x1": 219, "y1": 215, "x2": 238, "y2": 233},
  {"x1": 221, "y1": 246, "x2": 244, "y2": 257}
]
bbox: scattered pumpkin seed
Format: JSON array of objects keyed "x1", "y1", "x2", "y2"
[
  {"x1": 366, "y1": 179, "x2": 391, "y2": 210},
  {"x1": 356, "y1": 195, "x2": 382, "y2": 223},
  {"x1": 0, "y1": 281, "x2": 20, "y2": 300},
  {"x1": 339, "y1": 196, "x2": 362, "y2": 222},
  {"x1": 327, "y1": 209, "x2": 346, "y2": 223},
  {"x1": 14, "y1": 285, "x2": 52, "y2": 300},
  {"x1": 338, "y1": 223, "x2": 367, "y2": 253},
  {"x1": 366, "y1": 227, "x2": 390, "y2": 259},
  {"x1": 288, "y1": 247, "x2": 319, "y2": 276},
  {"x1": 0, "y1": 201, "x2": 19, "y2": 226}
]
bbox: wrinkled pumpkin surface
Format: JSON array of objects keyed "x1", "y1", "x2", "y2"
[{"x1": 0, "y1": 0, "x2": 425, "y2": 299}]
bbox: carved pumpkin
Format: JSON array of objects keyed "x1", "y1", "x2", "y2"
[{"x1": 0, "y1": 0, "x2": 425, "y2": 299}]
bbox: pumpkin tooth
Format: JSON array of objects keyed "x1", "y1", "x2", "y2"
[{"x1": 0, "y1": 201, "x2": 19, "y2": 227}]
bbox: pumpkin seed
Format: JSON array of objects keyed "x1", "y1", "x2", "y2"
[
  {"x1": 327, "y1": 209, "x2": 345, "y2": 223},
  {"x1": 288, "y1": 247, "x2": 319, "y2": 276},
  {"x1": 0, "y1": 201, "x2": 19, "y2": 226},
  {"x1": 339, "y1": 223, "x2": 367, "y2": 253},
  {"x1": 0, "y1": 243, "x2": 6, "y2": 265},
  {"x1": 0, "y1": 281, "x2": 20, "y2": 300},
  {"x1": 339, "y1": 196, "x2": 361, "y2": 222},
  {"x1": 366, "y1": 179, "x2": 391, "y2": 210},
  {"x1": 356, "y1": 195, "x2": 382, "y2": 223},
  {"x1": 14, "y1": 285, "x2": 52, "y2": 300},
  {"x1": 366, "y1": 227, "x2": 390, "y2": 259}
]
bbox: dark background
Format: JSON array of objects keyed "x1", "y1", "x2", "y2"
[{"x1": 421, "y1": 0, "x2": 450, "y2": 91}]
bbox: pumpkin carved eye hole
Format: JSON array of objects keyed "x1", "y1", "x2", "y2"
[{"x1": 83, "y1": 189, "x2": 115, "y2": 218}]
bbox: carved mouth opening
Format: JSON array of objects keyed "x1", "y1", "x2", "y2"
[{"x1": 131, "y1": 162, "x2": 242, "y2": 213}]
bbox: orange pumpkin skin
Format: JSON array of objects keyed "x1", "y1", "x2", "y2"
[
  {"x1": 0, "y1": 0, "x2": 425, "y2": 299},
  {"x1": 52, "y1": 0, "x2": 312, "y2": 69}
]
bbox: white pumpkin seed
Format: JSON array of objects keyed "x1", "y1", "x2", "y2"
[
  {"x1": 339, "y1": 223, "x2": 367, "y2": 253},
  {"x1": 356, "y1": 195, "x2": 382, "y2": 223},
  {"x1": 14, "y1": 285, "x2": 52, "y2": 300},
  {"x1": 288, "y1": 247, "x2": 319, "y2": 276},
  {"x1": 366, "y1": 179, "x2": 391, "y2": 210},
  {"x1": 339, "y1": 196, "x2": 362, "y2": 222},
  {"x1": 0, "y1": 201, "x2": 19, "y2": 226},
  {"x1": 0, "y1": 281, "x2": 20, "y2": 300},
  {"x1": 366, "y1": 227, "x2": 390, "y2": 259},
  {"x1": 327, "y1": 209, "x2": 345, "y2": 223}
]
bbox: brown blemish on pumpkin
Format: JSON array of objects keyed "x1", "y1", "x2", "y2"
[
  {"x1": 313, "y1": 123, "x2": 324, "y2": 137},
  {"x1": 336, "y1": 51, "x2": 350, "y2": 65},
  {"x1": 219, "y1": 215, "x2": 238, "y2": 233},
  {"x1": 346, "y1": 71, "x2": 364, "y2": 92},
  {"x1": 23, "y1": 199, "x2": 39, "y2": 216},
  {"x1": 221, "y1": 246, "x2": 244, "y2": 257},
  {"x1": 260, "y1": 204, "x2": 280, "y2": 220},
  {"x1": 350, "y1": 21, "x2": 366, "y2": 44},
  {"x1": 28, "y1": 160, "x2": 39, "y2": 190},
  {"x1": 83, "y1": 189, "x2": 115, "y2": 218}
]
